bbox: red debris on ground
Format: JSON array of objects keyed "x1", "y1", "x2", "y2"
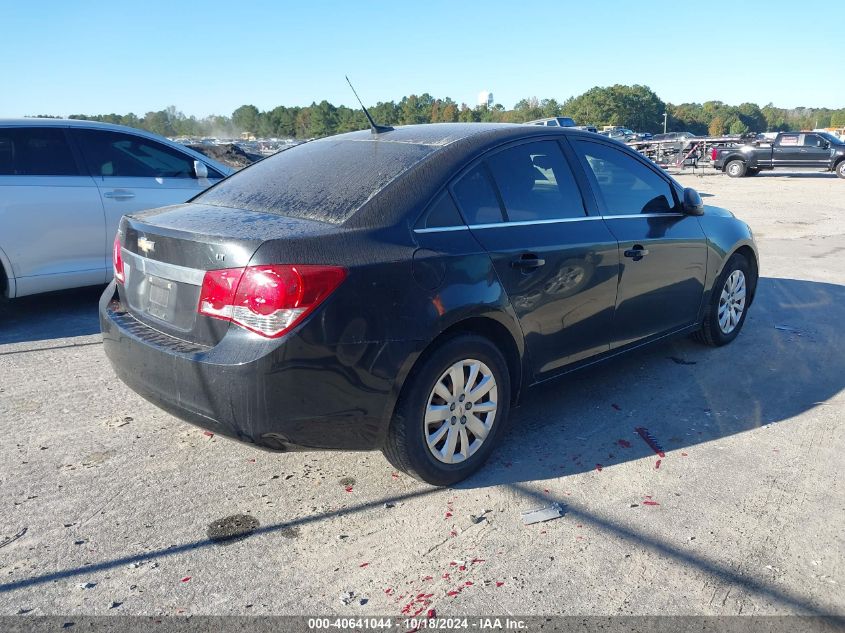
[
  {"x1": 422, "y1": 575, "x2": 433, "y2": 581},
  {"x1": 681, "y1": 452, "x2": 688, "y2": 456},
  {"x1": 180, "y1": 576, "x2": 191, "y2": 583},
  {"x1": 635, "y1": 427, "x2": 666, "y2": 457},
  {"x1": 391, "y1": 472, "x2": 400, "y2": 479},
  {"x1": 203, "y1": 431, "x2": 214, "y2": 438},
  {"x1": 643, "y1": 500, "x2": 660, "y2": 506},
  {"x1": 450, "y1": 530, "x2": 458, "y2": 537},
  {"x1": 427, "y1": 609, "x2": 436, "y2": 618},
  {"x1": 445, "y1": 512, "x2": 453, "y2": 519},
  {"x1": 595, "y1": 464, "x2": 603, "y2": 472},
  {"x1": 359, "y1": 562, "x2": 369, "y2": 568},
  {"x1": 495, "y1": 581, "x2": 505, "y2": 587},
  {"x1": 470, "y1": 558, "x2": 486, "y2": 564},
  {"x1": 442, "y1": 573, "x2": 451, "y2": 580},
  {"x1": 465, "y1": 581, "x2": 474, "y2": 586},
  {"x1": 617, "y1": 439, "x2": 631, "y2": 448},
  {"x1": 344, "y1": 485, "x2": 353, "y2": 493},
  {"x1": 384, "y1": 588, "x2": 394, "y2": 595},
  {"x1": 655, "y1": 459, "x2": 662, "y2": 469}
]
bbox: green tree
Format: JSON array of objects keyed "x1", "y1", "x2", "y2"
[{"x1": 232, "y1": 105, "x2": 260, "y2": 135}]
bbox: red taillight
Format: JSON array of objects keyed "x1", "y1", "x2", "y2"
[
  {"x1": 113, "y1": 234, "x2": 125, "y2": 284},
  {"x1": 198, "y1": 264, "x2": 346, "y2": 338},
  {"x1": 711, "y1": 148, "x2": 718, "y2": 161}
]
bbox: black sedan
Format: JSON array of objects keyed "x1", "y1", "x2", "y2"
[{"x1": 100, "y1": 123, "x2": 758, "y2": 485}]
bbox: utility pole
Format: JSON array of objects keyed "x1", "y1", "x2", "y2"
[{"x1": 663, "y1": 112, "x2": 668, "y2": 134}]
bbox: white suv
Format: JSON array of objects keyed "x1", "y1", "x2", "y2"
[{"x1": 0, "y1": 119, "x2": 233, "y2": 298}]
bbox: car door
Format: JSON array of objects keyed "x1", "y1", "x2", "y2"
[
  {"x1": 772, "y1": 133, "x2": 801, "y2": 166},
  {"x1": 70, "y1": 129, "x2": 223, "y2": 271},
  {"x1": 799, "y1": 133, "x2": 832, "y2": 167},
  {"x1": 0, "y1": 126, "x2": 105, "y2": 296},
  {"x1": 450, "y1": 139, "x2": 620, "y2": 377},
  {"x1": 571, "y1": 138, "x2": 707, "y2": 349}
]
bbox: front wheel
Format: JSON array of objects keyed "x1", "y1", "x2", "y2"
[
  {"x1": 836, "y1": 161, "x2": 845, "y2": 179},
  {"x1": 725, "y1": 160, "x2": 747, "y2": 178},
  {"x1": 383, "y1": 334, "x2": 511, "y2": 486},
  {"x1": 694, "y1": 253, "x2": 754, "y2": 346}
]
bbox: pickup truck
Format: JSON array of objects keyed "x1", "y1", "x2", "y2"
[{"x1": 712, "y1": 132, "x2": 845, "y2": 178}]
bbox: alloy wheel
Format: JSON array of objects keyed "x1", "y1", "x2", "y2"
[
  {"x1": 718, "y1": 269, "x2": 746, "y2": 334},
  {"x1": 424, "y1": 359, "x2": 498, "y2": 464}
]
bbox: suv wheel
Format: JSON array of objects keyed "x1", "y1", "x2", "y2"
[
  {"x1": 725, "y1": 160, "x2": 747, "y2": 178},
  {"x1": 383, "y1": 334, "x2": 511, "y2": 486}
]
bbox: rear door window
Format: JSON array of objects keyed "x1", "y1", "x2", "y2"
[
  {"x1": 574, "y1": 140, "x2": 678, "y2": 215},
  {"x1": 74, "y1": 130, "x2": 196, "y2": 178},
  {"x1": 485, "y1": 141, "x2": 586, "y2": 222},
  {"x1": 452, "y1": 164, "x2": 505, "y2": 225},
  {"x1": 0, "y1": 127, "x2": 80, "y2": 176}
]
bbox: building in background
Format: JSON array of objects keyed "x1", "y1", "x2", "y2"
[{"x1": 477, "y1": 90, "x2": 494, "y2": 108}]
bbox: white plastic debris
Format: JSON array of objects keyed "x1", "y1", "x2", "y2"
[{"x1": 521, "y1": 502, "x2": 566, "y2": 525}]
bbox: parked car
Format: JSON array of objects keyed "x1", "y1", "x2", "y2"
[
  {"x1": 713, "y1": 131, "x2": 845, "y2": 178},
  {"x1": 0, "y1": 119, "x2": 233, "y2": 298},
  {"x1": 573, "y1": 125, "x2": 599, "y2": 134},
  {"x1": 525, "y1": 117, "x2": 576, "y2": 127},
  {"x1": 100, "y1": 123, "x2": 758, "y2": 485}
]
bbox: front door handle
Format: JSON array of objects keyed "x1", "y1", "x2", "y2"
[
  {"x1": 624, "y1": 245, "x2": 650, "y2": 260},
  {"x1": 510, "y1": 254, "x2": 546, "y2": 271},
  {"x1": 103, "y1": 190, "x2": 135, "y2": 201}
]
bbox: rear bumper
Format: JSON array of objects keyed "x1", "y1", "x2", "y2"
[{"x1": 99, "y1": 283, "x2": 422, "y2": 451}]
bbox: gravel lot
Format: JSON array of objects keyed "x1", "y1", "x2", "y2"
[{"x1": 0, "y1": 170, "x2": 843, "y2": 618}]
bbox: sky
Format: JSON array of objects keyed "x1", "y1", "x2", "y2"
[{"x1": 2, "y1": 0, "x2": 843, "y2": 119}]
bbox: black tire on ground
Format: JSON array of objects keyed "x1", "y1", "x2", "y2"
[
  {"x1": 836, "y1": 161, "x2": 845, "y2": 179},
  {"x1": 693, "y1": 252, "x2": 754, "y2": 347},
  {"x1": 382, "y1": 333, "x2": 511, "y2": 486},
  {"x1": 725, "y1": 160, "x2": 747, "y2": 178}
]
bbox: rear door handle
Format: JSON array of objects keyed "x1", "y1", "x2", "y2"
[
  {"x1": 103, "y1": 190, "x2": 135, "y2": 200},
  {"x1": 510, "y1": 254, "x2": 546, "y2": 271},
  {"x1": 624, "y1": 246, "x2": 650, "y2": 260}
]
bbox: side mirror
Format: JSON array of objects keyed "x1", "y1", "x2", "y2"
[
  {"x1": 683, "y1": 187, "x2": 704, "y2": 215},
  {"x1": 193, "y1": 160, "x2": 208, "y2": 179},
  {"x1": 822, "y1": 141, "x2": 831, "y2": 149}
]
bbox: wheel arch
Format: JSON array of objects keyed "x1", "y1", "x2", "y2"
[
  {"x1": 382, "y1": 312, "x2": 527, "y2": 444},
  {"x1": 0, "y1": 243, "x2": 15, "y2": 299}
]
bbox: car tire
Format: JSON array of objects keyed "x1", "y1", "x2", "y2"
[
  {"x1": 836, "y1": 160, "x2": 845, "y2": 179},
  {"x1": 694, "y1": 253, "x2": 753, "y2": 347},
  {"x1": 725, "y1": 160, "x2": 747, "y2": 178},
  {"x1": 383, "y1": 334, "x2": 511, "y2": 486}
]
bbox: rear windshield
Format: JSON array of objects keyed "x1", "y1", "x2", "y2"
[{"x1": 195, "y1": 137, "x2": 436, "y2": 224}]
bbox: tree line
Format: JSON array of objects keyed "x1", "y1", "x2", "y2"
[{"x1": 31, "y1": 85, "x2": 845, "y2": 139}]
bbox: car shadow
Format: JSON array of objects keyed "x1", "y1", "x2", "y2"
[
  {"x1": 0, "y1": 285, "x2": 104, "y2": 345},
  {"x1": 460, "y1": 277, "x2": 845, "y2": 488}
]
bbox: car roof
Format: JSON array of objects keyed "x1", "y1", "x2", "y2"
[
  {"x1": 284, "y1": 123, "x2": 601, "y2": 228},
  {"x1": 0, "y1": 118, "x2": 234, "y2": 175}
]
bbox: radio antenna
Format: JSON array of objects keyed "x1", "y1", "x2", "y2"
[{"x1": 345, "y1": 75, "x2": 394, "y2": 135}]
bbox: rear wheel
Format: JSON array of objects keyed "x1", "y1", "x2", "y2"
[
  {"x1": 383, "y1": 334, "x2": 511, "y2": 486},
  {"x1": 725, "y1": 160, "x2": 747, "y2": 178},
  {"x1": 694, "y1": 253, "x2": 753, "y2": 346},
  {"x1": 836, "y1": 161, "x2": 845, "y2": 179}
]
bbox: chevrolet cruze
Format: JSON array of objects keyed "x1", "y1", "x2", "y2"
[{"x1": 100, "y1": 123, "x2": 758, "y2": 485}]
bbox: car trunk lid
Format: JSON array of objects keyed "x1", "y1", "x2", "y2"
[{"x1": 117, "y1": 203, "x2": 333, "y2": 347}]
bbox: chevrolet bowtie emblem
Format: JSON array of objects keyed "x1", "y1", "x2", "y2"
[{"x1": 138, "y1": 237, "x2": 155, "y2": 254}]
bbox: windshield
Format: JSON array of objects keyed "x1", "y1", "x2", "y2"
[{"x1": 195, "y1": 136, "x2": 436, "y2": 224}]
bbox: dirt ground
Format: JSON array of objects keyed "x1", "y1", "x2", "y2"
[{"x1": 0, "y1": 170, "x2": 843, "y2": 618}]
